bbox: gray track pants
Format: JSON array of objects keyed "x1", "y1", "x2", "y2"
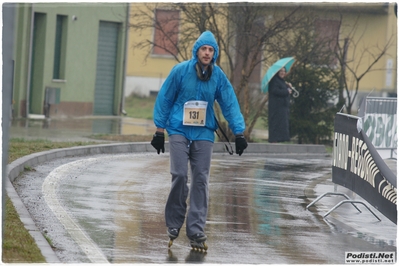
[{"x1": 165, "y1": 134, "x2": 213, "y2": 237}]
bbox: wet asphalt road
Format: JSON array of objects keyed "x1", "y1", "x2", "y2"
[{"x1": 13, "y1": 152, "x2": 396, "y2": 264}]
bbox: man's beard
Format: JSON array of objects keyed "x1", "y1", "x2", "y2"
[{"x1": 196, "y1": 62, "x2": 213, "y2": 81}]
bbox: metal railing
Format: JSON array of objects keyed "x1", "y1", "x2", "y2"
[{"x1": 360, "y1": 97, "x2": 397, "y2": 158}]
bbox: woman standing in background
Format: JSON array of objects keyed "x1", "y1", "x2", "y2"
[{"x1": 268, "y1": 67, "x2": 292, "y2": 143}]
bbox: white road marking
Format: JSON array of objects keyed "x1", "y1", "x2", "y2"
[{"x1": 42, "y1": 158, "x2": 109, "y2": 263}]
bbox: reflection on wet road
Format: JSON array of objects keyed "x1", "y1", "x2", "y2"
[{"x1": 15, "y1": 153, "x2": 396, "y2": 264}]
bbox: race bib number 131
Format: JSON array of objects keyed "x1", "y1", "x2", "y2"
[{"x1": 183, "y1": 101, "x2": 208, "y2": 126}]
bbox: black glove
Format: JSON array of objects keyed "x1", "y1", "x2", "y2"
[
  {"x1": 235, "y1": 134, "x2": 248, "y2": 156},
  {"x1": 151, "y1": 131, "x2": 165, "y2": 154}
]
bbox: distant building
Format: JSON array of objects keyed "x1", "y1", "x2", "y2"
[
  {"x1": 125, "y1": 3, "x2": 397, "y2": 111},
  {"x1": 12, "y1": 3, "x2": 129, "y2": 118},
  {"x1": 124, "y1": 3, "x2": 178, "y2": 98}
]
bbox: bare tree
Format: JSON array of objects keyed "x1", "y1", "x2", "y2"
[
  {"x1": 334, "y1": 13, "x2": 396, "y2": 114},
  {"x1": 128, "y1": 3, "x2": 304, "y2": 141},
  {"x1": 217, "y1": 4, "x2": 304, "y2": 141}
]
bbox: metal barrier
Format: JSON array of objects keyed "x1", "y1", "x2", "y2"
[
  {"x1": 44, "y1": 87, "x2": 60, "y2": 118},
  {"x1": 306, "y1": 192, "x2": 381, "y2": 222},
  {"x1": 306, "y1": 112, "x2": 395, "y2": 224},
  {"x1": 359, "y1": 97, "x2": 397, "y2": 158}
]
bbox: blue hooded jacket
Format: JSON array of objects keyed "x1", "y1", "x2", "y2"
[{"x1": 153, "y1": 30, "x2": 245, "y2": 142}]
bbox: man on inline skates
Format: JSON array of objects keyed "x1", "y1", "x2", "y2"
[{"x1": 151, "y1": 30, "x2": 247, "y2": 251}]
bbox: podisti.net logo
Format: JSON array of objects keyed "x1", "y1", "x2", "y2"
[{"x1": 345, "y1": 252, "x2": 395, "y2": 264}]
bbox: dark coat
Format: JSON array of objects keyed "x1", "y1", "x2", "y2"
[{"x1": 268, "y1": 75, "x2": 290, "y2": 142}]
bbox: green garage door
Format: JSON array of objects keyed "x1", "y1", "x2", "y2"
[{"x1": 94, "y1": 21, "x2": 119, "y2": 115}]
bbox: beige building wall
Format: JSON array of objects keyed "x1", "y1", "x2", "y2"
[
  {"x1": 125, "y1": 3, "x2": 181, "y2": 97},
  {"x1": 125, "y1": 3, "x2": 397, "y2": 100},
  {"x1": 339, "y1": 4, "x2": 397, "y2": 93},
  {"x1": 336, "y1": 3, "x2": 397, "y2": 109}
]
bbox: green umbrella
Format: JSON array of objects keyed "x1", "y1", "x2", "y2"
[{"x1": 261, "y1": 57, "x2": 295, "y2": 94}]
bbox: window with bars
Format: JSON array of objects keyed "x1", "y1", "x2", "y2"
[
  {"x1": 153, "y1": 9, "x2": 179, "y2": 56},
  {"x1": 314, "y1": 19, "x2": 340, "y2": 66}
]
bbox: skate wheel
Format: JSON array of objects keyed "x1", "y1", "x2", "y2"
[
  {"x1": 203, "y1": 242, "x2": 208, "y2": 250},
  {"x1": 168, "y1": 239, "x2": 173, "y2": 248}
]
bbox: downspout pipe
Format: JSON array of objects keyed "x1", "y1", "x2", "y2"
[
  {"x1": 120, "y1": 2, "x2": 130, "y2": 116},
  {"x1": 26, "y1": 3, "x2": 34, "y2": 118}
]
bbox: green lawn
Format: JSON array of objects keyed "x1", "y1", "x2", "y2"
[
  {"x1": 124, "y1": 94, "x2": 157, "y2": 120},
  {"x1": 3, "y1": 196, "x2": 46, "y2": 263}
]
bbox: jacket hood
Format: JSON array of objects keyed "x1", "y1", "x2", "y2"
[{"x1": 192, "y1": 30, "x2": 219, "y2": 64}]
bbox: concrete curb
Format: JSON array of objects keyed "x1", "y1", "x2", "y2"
[
  {"x1": 5, "y1": 179, "x2": 61, "y2": 263},
  {"x1": 6, "y1": 142, "x2": 327, "y2": 263}
]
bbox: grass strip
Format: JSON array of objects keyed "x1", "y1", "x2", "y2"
[
  {"x1": 3, "y1": 138, "x2": 100, "y2": 262},
  {"x1": 2, "y1": 196, "x2": 46, "y2": 263}
]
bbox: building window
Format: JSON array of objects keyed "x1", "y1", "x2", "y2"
[
  {"x1": 153, "y1": 9, "x2": 179, "y2": 56},
  {"x1": 314, "y1": 19, "x2": 340, "y2": 66},
  {"x1": 53, "y1": 15, "x2": 67, "y2": 80}
]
